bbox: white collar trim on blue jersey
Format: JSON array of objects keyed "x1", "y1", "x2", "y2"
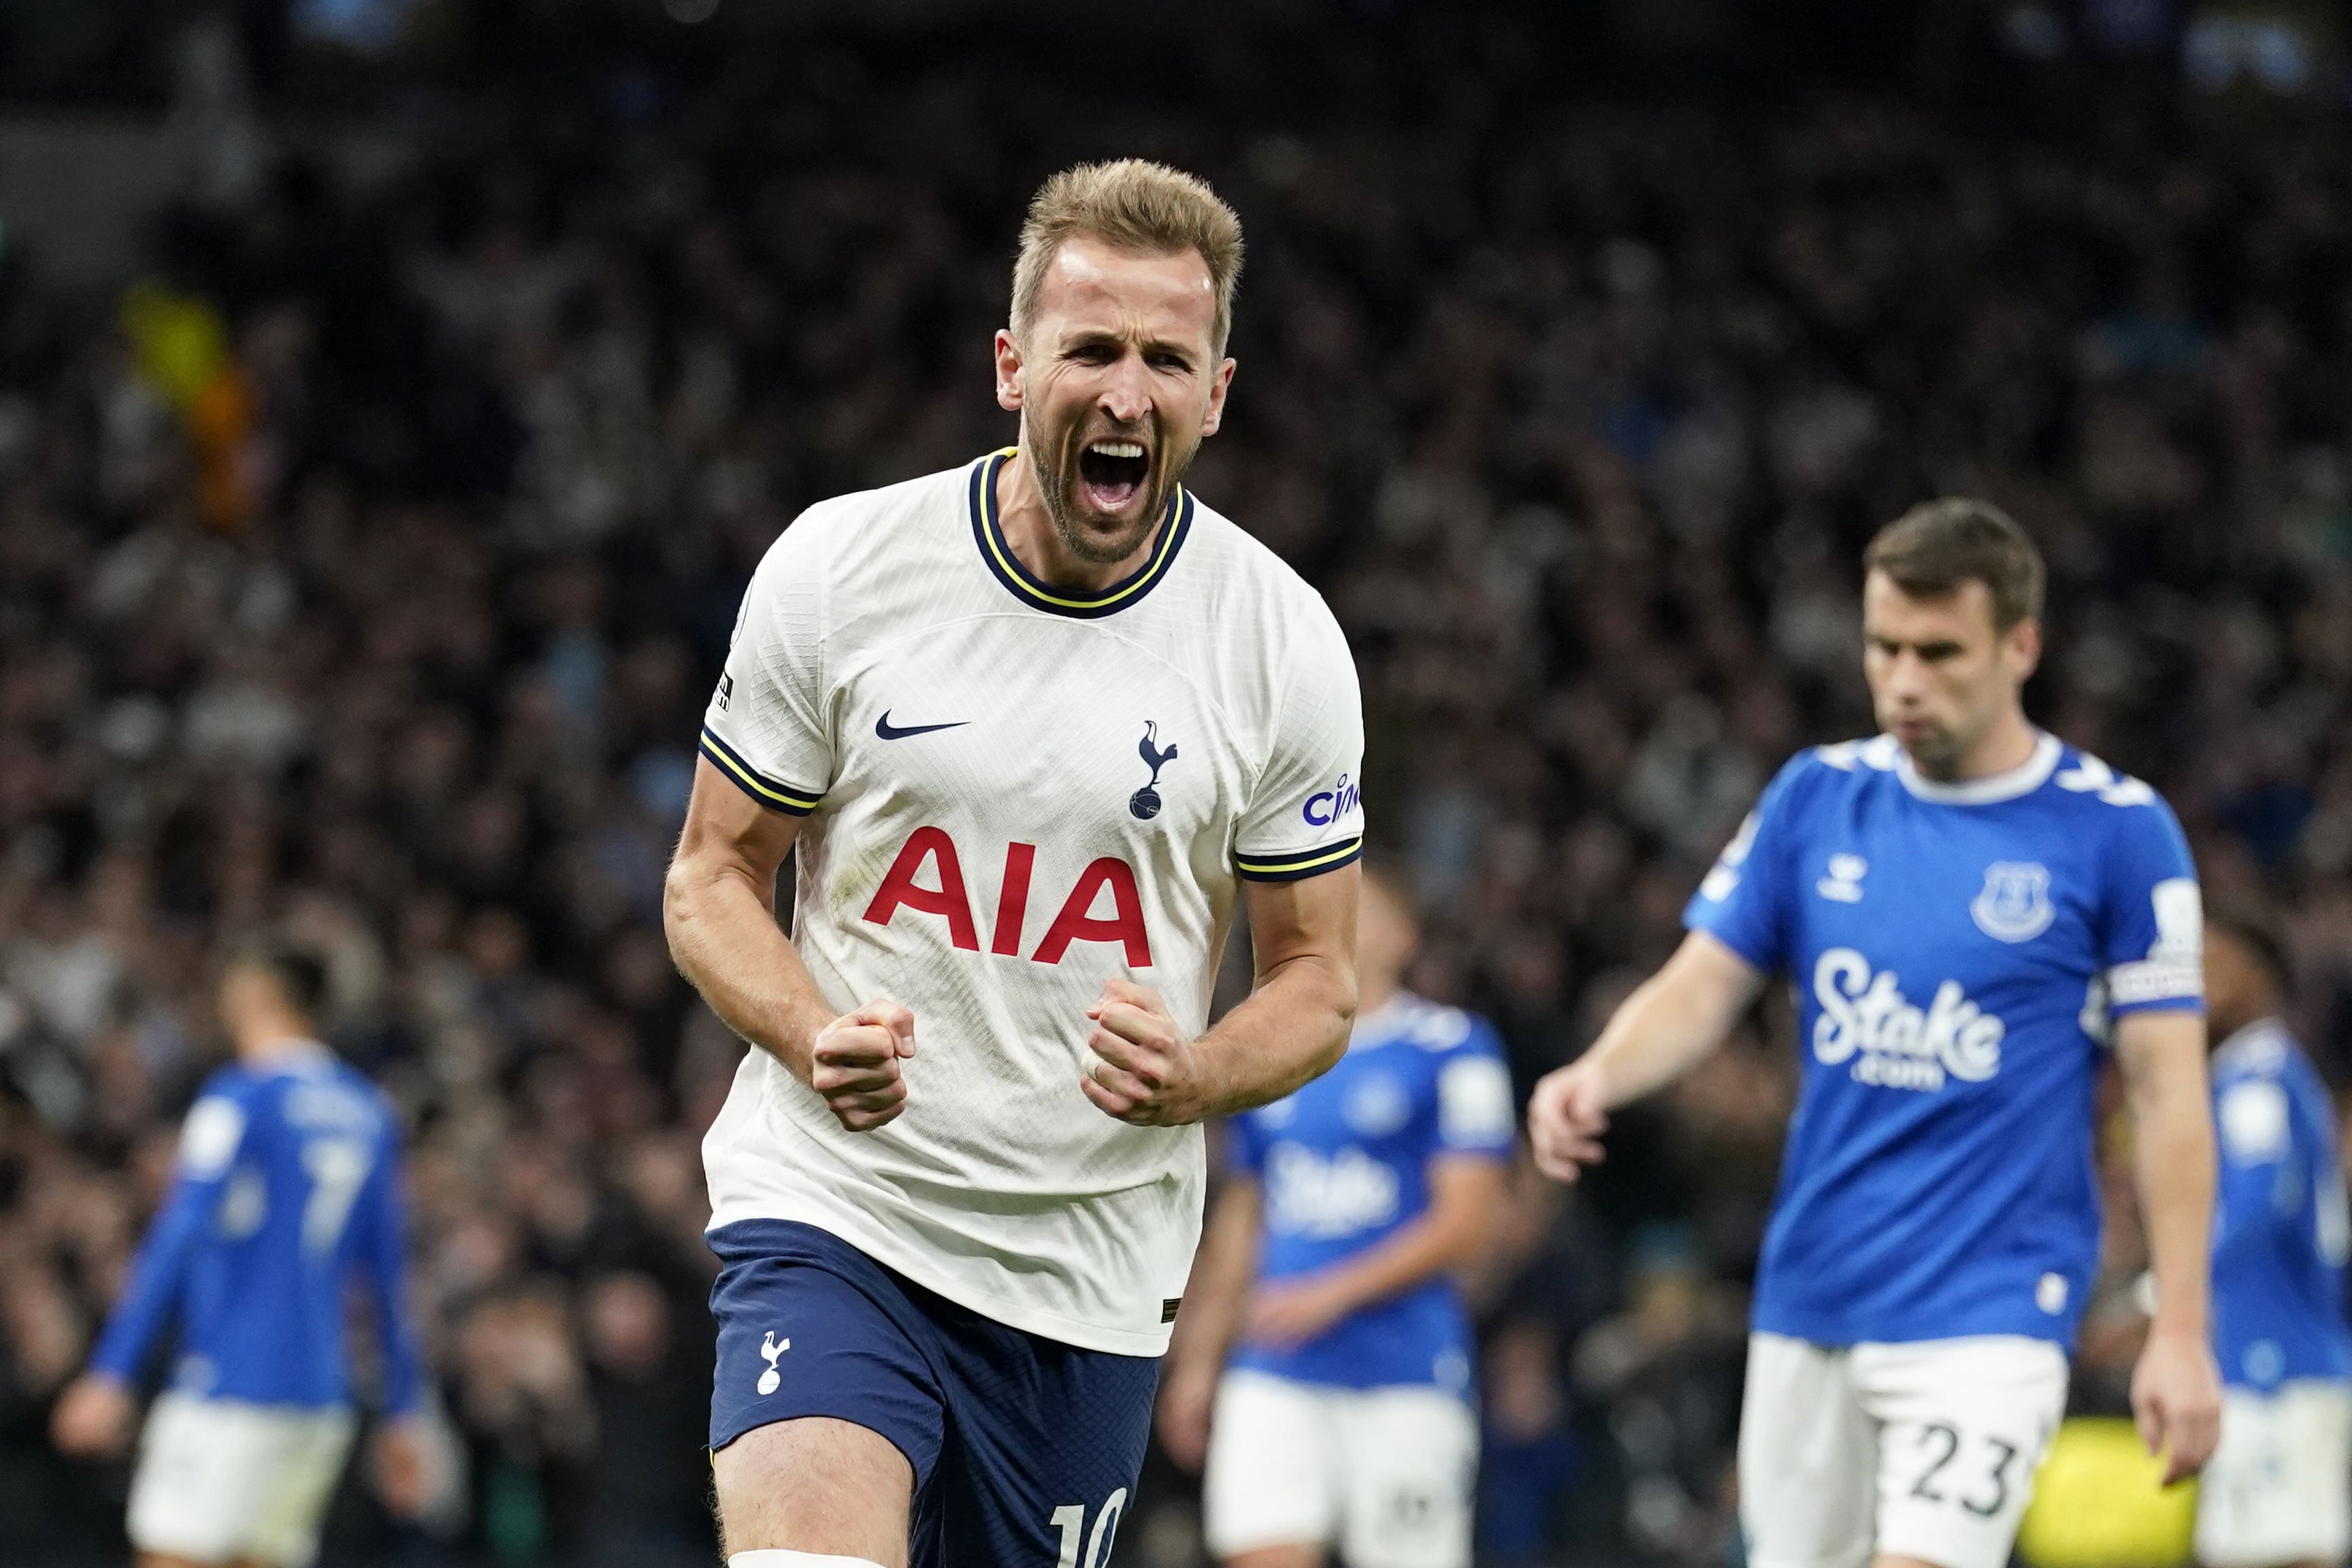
[
  {"x1": 1895, "y1": 731, "x2": 2063, "y2": 806},
  {"x1": 249, "y1": 1036, "x2": 331, "y2": 1073}
]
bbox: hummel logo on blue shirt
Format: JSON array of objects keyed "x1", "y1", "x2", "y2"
[{"x1": 875, "y1": 712, "x2": 968, "y2": 740}]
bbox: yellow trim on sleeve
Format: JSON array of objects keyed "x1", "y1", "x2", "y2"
[
  {"x1": 1235, "y1": 838, "x2": 1365, "y2": 875},
  {"x1": 699, "y1": 731, "x2": 821, "y2": 812}
]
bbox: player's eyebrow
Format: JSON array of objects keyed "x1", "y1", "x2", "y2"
[
  {"x1": 1870, "y1": 633, "x2": 1966, "y2": 659},
  {"x1": 1058, "y1": 327, "x2": 1198, "y2": 369}
]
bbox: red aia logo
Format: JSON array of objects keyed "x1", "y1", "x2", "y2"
[{"x1": 861, "y1": 828, "x2": 1152, "y2": 966}]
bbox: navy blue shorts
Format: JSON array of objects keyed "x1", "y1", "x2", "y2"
[{"x1": 708, "y1": 1219, "x2": 1160, "y2": 1568}]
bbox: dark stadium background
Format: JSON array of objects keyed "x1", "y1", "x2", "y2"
[{"x1": 1, "y1": 0, "x2": 2348, "y2": 1562}]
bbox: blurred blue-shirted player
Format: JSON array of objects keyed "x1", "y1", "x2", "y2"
[
  {"x1": 1531, "y1": 500, "x2": 2223, "y2": 1568},
  {"x1": 2194, "y1": 908, "x2": 2352, "y2": 1568},
  {"x1": 1159, "y1": 868, "x2": 1514, "y2": 1568},
  {"x1": 52, "y1": 942, "x2": 427, "y2": 1568}
]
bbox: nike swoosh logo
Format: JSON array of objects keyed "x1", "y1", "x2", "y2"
[{"x1": 875, "y1": 711, "x2": 970, "y2": 740}]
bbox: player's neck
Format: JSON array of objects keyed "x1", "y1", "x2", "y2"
[
  {"x1": 1918, "y1": 709, "x2": 2039, "y2": 784},
  {"x1": 235, "y1": 1027, "x2": 321, "y2": 1064},
  {"x1": 994, "y1": 450, "x2": 1164, "y2": 592}
]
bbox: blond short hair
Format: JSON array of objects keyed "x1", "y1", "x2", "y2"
[{"x1": 1011, "y1": 159, "x2": 1245, "y2": 355}]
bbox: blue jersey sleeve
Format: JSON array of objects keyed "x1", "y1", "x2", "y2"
[
  {"x1": 2097, "y1": 795, "x2": 2204, "y2": 1016},
  {"x1": 1682, "y1": 751, "x2": 1813, "y2": 972},
  {"x1": 88, "y1": 1083, "x2": 251, "y2": 1382},
  {"x1": 350, "y1": 1117, "x2": 424, "y2": 1416},
  {"x1": 1433, "y1": 1023, "x2": 1516, "y2": 1160},
  {"x1": 1223, "y1": 1113, "x2": 1266, "y2": 1179},
  {"x1": 2216, "y1": 1067, "x2": 2296, "y2": 1192}
]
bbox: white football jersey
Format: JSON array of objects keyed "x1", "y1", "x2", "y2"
[{"x1": 699, "y1": 450, "x2": 1366, "y2": 1354}]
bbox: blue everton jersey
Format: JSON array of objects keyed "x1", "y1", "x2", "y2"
[
  {"x1": 2210, "y1": 1020, "x2": 2352, "y2": 1390},
  {"x1": 1685, "y1": 732, "x2": 2204, "y2": 1348},
  {"x1": 91, "y1": 1045, "x2": 422, "y2": 1413},
  {"x1": 1226, "y1": 992, "x2": 1516, "y2": 1391}
]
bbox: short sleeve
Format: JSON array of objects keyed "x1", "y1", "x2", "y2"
[
  {"x1": 2217, "y1": 1077, "x2": 2291, "y2": 1167},
  {"x1": 1232, "y1": 604, "x2": 1365, "y2": 882},
  {"x1": 2099, "y1": 798, "x2": 2203, "y2": 1015},
  {"x1": 1682, "y1": 753, "x2": 1810, "y2": 973},
  {"x1": 177, "y1": 1094, "x2": 248, "y2": 1179},
  {"x1": 1434, "y1": 1026, "x2": 1516, "y2": 1159},
  {"x1": 699, "y1": 515, "x2": 834, "y2": 815}
]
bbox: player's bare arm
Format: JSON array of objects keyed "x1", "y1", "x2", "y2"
[
  {"x1": 1528, "y1": 930, "x2": 1764, "y2": 1181},
  {"x1": 666, "y1": 756, "x2": 917, "y2": 1132},
  {"x1": 1081, "y1": 863, "x2": 1360, "y2": 1126},
  {"x1": 370, "y1": 1418, "x2": 430, "y2": 1519},
  {"x1": 2113, "y1": 1007, "x2": 2224, "y2": 1484},
  {"x1": 50, "y1": 1372, "x2": 133, "y2": 1457},
  {"x1": 1156, "y1": 1175, "x2": 1263, "y2": 1472},
  {"x1": 1245, "y1": 1153, "x2": 1507, "y2": 1348}
]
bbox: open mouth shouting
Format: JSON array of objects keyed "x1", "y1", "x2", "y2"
[{"x1": 1076, "y1": 436, "x2": 1152, "y2": 516}]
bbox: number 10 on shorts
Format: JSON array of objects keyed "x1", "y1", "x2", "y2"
[{"x1": 1049, "y1": 1488, "x2": 1127, "y2": 1568}]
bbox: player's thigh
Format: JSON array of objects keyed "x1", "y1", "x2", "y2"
[
  {"x1": 127, "y1": 1394, "x2": 287, "y2": 1565},
  {"x1": 1859, "y1": 1335, "x2": 2068, "y2": 1568},
  {"x1": 1739, "y1": 1333, "x2": 1878, "y2": 1568},
  {"x1": 708, "y1": 1222, "x2": 949, "y2": 1562},
  {"x1": 919, "y1": 1308, "x2": 1160, "y2": 1568},
  {"x1": 1333, "y1": 1384, "x2": 1477, "y2": 1568},
  {"x1": 715, "y1": 1416, "x2": 915, "y2": 1565},
  {"x1": 2195, "y1": 1379, "x2": 2352, "y2": 1568},
  {"x1": 1201, "y1": 1370, "x2": 1341, "y2": 1562},
  {"x1": 240, "y1": 1406, "x2": 356, "y2": 1568}
]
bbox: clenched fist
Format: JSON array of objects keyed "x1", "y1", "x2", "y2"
[
  {"x1": 807, "y1": 1000, "x2": 917, "y2": 1131},
  {"x1": 1080, "y1": 980, "x2": 1205, "y2": 1126}
]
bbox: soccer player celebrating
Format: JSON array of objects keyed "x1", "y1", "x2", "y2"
[
  {"x1": 2193, "y1": 906, "x2": 2351, "y2": 1568},
  {"x1": 664, "y1": 160, "x2": 1365, "y2": 1568},
  {"x1": 52, "y1": 941, "x2": 427, "y2": 1568},
  {"x1": 1156, "y1": 866, "x2": 1513, "y2": 1568},
  {"x1": 1529, "y1": 500, "x2": 2223, "y2": 1568}
]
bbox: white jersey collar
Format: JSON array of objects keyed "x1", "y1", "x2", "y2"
[{"x1": 1895, "y1": 731, "x2": 2063, "y2": 806}]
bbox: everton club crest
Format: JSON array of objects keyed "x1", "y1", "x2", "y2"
[{"x1": 1972, "y1": 862, "x2": 2055, "y2": 943}]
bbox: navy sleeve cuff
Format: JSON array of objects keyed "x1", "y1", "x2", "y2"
[
  {"x1": 1234, "y1": 836, "x2": 1364, "y2": 883},
  {"x1": 700, "y1": 727, "x2": 822, "y2": 815}
]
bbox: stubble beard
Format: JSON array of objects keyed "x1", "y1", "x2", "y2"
[
  {"x1": 1035, "y1": 411, "x2": 1190, "y2": 568},
  {"x1": 1886, "y1": 707, "x2": 1986, "y2": 781}
]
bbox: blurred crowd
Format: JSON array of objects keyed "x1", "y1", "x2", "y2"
[{"x1": 3, "y1": 5, "x2": 2352, "y2": 1563}]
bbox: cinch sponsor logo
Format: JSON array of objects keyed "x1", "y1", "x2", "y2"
[
  {"x1": 1263, "y1": 1144, "x2": 1399, "y2": 1238},
  {"x1": 1303, "y1": 773, "x2": 1360, "y2": 827},
  {"x1": 862, "y1": 828, "x2": 1152, "y2": 967},
  {"x1": 1812, "y1": 947, "x2": 2005, "y2": 1093}
]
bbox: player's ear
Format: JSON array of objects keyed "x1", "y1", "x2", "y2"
[
  {"x1": 994, "y1": 328, "x2": 1025, "y2": 412},
  {"x1": 1198, "y1": 357, "x2": 1237, "y2": 438},
  {"x1": 2006, "y1": 615, "x2": 2042, "y2": 681}
]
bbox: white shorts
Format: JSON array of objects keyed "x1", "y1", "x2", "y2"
[
  {"x1": 127, "y1": 1391, "x2": 357, "y2": 1568},
  {"x1": 1201, "y1": 1369, "x2": 1477, "y2": 1568},
  {"x1": 2195, "y1": 1379, "x2": 2352, "y2": 1568},
  {"x1": 1739, "y1": 1332, "x2": 2068, "y2": 1568}
]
